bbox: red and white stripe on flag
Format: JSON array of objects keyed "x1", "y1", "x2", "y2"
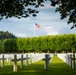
[{"x1": 35, "y1": 23, "x2": 41, "y2": 28}]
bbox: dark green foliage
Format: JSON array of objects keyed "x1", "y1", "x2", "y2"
[
  {"x1": 0, "y1": 0, "x2": 44, "y2": 20},
  {"x1": 0, "y1": 0, "x2": 76, "y2": 28},
  {"x1": 3, "y1": 39, "x2": 18, "y2": 52},
  {"x1": 0, "y1": 31, "x2": 16, "y2": 53},
  {"x1": 3, "y1": 34, "x2": 76, "y2": 53},
  {"x1": 50, "y1": 0, "x2": 76, "y2": 28},
  {"x1": 0, "y1": 31, "x2": 16, "y2": 41},
  {"x1": 0, "y1": 40, "x2": 3, "y2": 52}
]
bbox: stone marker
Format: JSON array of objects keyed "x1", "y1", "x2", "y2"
[
  {"x1": 42, "y1": 54, "x2": 51, "y2": 70},
  {"x1": 68, "y1": 55, "x2": 71, "y2": 66},
  {"x1": 7, "y1": 55, "x2": 11, "y2": 65},
  {"x1": 70, "y1": 54, "x2": 72, "y2": 67},
  {"x1": 26, "y1": 54, "x2": 28, "y2": 66},
  {"x1": 20, "y1": 54, "x2": 24, "y2": 69},
  {"x1": 0, "y1": 55, "x2": 6, "y2": 68},
  {"x1": 19, "y1": 54, "x2": 30, "y2": 68},
  {"x1": 5, "y1": 54, "x2": 11, "y2": 65},
  {"x1": 72, "y1": 54, "x2": 75, "y2": 69},
  {"x1": 30, "y1": 54, "x2": 32, "y2": 64},
  {"x1": 11, "y1": 55, "x2": 20, "y2": 72}
]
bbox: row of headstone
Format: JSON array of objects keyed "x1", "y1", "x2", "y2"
[
  {"x1": 0, "y1": 53, "x2": 45, "y2": 64},
  {"x1": 57, "y1": 54, "x2": 67, "y2": 63},
  {"x1": 0, "y1": 53, "x2": 54, "y2": 71},
  {"x1": 57, "y1": 53, "x2": 76, "y2": 69},
  {"x1": 66, "y1": 53, "x2": 76, "y2": 69},
  {"x1": 0, "y1": 53, "x2": 46, "y2": 72}
]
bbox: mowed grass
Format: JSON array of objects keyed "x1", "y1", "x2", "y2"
[
  {"x1": 50, "y1": 56, "x2": 76, "y2": 75},
  {"x1": 0, "y1": 56, "x2": 76, "y2": 75}
]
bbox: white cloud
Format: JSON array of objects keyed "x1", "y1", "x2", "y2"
[
  {"x1": 36, "y1": 15, "x2": 60, "y2": 22},
  {"x1": 47, "y1": 32, "x2": 58, "y2": 35},
  {"x1": 43, "y1": 26, "x2": 52, "y2": 29},
  {"x1": 43, "y1": 26, "x2": 59, "y2": 35},
  {"x1": 15, "y1": 33, "x2": 27, "y2": 37},
  {"x1": 7, "y1": 17, "x2": 31, "y2": 23}
]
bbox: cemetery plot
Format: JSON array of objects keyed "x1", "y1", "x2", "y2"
[
  {"x1": 0, "y1": 55, "x2": 76, "y2": 75},
  {"x1": 0, "y1": 53, "x2": 53, "y2": 72},
  {"x1": 57, "y1": 53, "x2": 76, "y2": 69}
]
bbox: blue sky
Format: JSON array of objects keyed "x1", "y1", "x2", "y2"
[{"x1": 0, "y1": 1, "x2": 76, "y2": 37}]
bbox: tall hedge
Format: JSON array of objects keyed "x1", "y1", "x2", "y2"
[{"x1": 3, "y1": 34, "x2": 76, "y2": 53}]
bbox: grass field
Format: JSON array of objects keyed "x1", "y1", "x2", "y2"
[{"x1": 0, "y1": 56, "x2": 76, "y2": 75}]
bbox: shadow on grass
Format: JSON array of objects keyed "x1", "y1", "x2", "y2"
[{"x1": 0, "y1": 56, "x2": 76, "y2": 75}]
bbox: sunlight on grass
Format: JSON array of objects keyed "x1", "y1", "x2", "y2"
[{"x1": 0, "y1": 56, "x2": 76, "y2": 75}]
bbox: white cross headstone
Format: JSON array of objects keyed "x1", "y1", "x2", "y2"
[
  {"x1": 7, "y1": 55, "x2": 11, "y2": 65},
  {"x1": 68, "y1": 55, "x2": 70, "y2": 66},
  {"x1": 0, "y1": 55, "x2": 6, "y2": 68},
  {"x1": 30, "y1": 54, "x2": 32, "y2": 64},
  {"x1": 5, "y1": 54, "x2": 11, "y2": 65},
  {"x1": 70, "y1": 54, "x2": 72, "y2": 67},
  {"x1": 20, "y1": 54, "x2": 24, "y2": 69},
  {"x1": 26, "y1": 54, "x2": 28, "y2": 66},
  {"x1": 11, "y1": 55, "x2": 20, "y2": 72},
  {"x1": 42, "y1": 54, "x2": 51, "y2": 70},
  {"x1": 19, "y1": 54, "x2": 30, "y2": 68},
  {"x1": 72, "y1": 54, "x2": 75, "y2": 69}
]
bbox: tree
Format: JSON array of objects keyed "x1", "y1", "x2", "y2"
[
  {"x1": 0, "y1": 0, "x2": 76, "y2": 28},
  {"x1": 0, "y1": 0, "x2": 44, "y2": 20},
  {"x1": 0, "y1": 31, "x2": 16, "y2": 41},
  {"x1": 50, "y1": 0, "x2": 76, "y2": 29}
]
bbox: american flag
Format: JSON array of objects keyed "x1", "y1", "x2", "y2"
[{"x1": 35, "y1": 23, "x2": 41, "y2": 28}]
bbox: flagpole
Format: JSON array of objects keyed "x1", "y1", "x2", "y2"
[{"x1": 34, "y1": 23, "x2": 36, "y2": 37}]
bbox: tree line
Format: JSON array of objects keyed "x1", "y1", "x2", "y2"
[
  {"x1": 0, "y1": 31, "x2": 16, "y2": 41},
  {"x1": 0, "y1": 31, "x2": 16, "y2": 52},
  {"x1": 2, "y1": 34, "x2": 76, "y2": 53}
]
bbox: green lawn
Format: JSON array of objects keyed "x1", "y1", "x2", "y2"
[{"x1": 0, "y1": 56, "x2": 76, "y2": 75}]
